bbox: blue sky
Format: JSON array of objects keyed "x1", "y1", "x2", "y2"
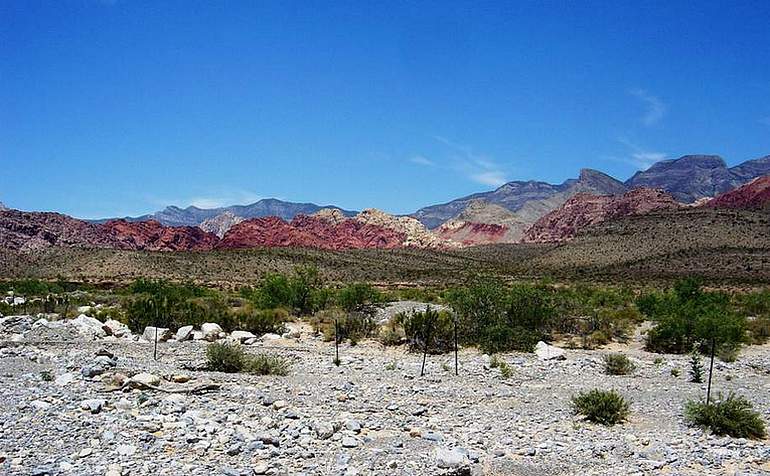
[{"x1": 2, "y1": 1, "x2": 770, "y2": 218}]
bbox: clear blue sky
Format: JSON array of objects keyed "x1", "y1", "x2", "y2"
[{"x1": 2, "y1": 1, "x2": 769, "y2": 218}]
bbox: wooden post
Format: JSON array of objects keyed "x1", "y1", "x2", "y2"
[
  {"x1": 706, "y1": 337, "x2": 716, "y2": 405},
  {"x1": 153, "y1": 300, "x2": 159, "y2": 361},
  {"x1": 420, "y1": 308, "x2": 433, "y2": 377},
  {"x1": 334, "y1": 318, "x2": 340, "y2": 366}
]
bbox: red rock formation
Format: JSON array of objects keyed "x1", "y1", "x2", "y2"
[
  {"x1": 707, "y1": 175, "x2": 770, "y2": 210},
  {"x1": 0, "y1": 209, "x2": 116, "y2": 251},
  {"x1": 100, "y1": 220, "x2": 219, "y2": 251},
  {"x1": 218, "y1": 215, "x2": 406, "y2": 250},
  {"x1": 435, "y1": 221, "x2": 510, "y2": 246},
  {"x1": 522, "y1": 188, "x2": 680, "y2": 243}
]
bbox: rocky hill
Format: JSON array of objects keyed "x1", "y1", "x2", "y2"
[
  {"x1": 217, "y1": 215, "x2": 405, "y2": 250},
  {"x1": 101, "y1": 220, "x2": 219, "y2": 252},
  {"x1": 624, "y1": 154, "x2": 770, "y2": 203},
  {"x1": 352, "y1": 209, "x2": 450, "y2": 249},
  {"x1": 0, "y1": 202, "x2": 7, "y2": 211},
  {"x1": 0, "y1": 210, "x2": 117, "y2": 252},
  {"x1": 707, "y1": 175, "x2": 770, "y2": 210},
  {"x1": 198, "y1": 212, "x2": 244, "y2": 238},
  {"x1": 522, "y1": 188, "x2": 681, "y2": 243},
  {"x1": 426, "y1": 170, "x2": 627, "y2": 244}
]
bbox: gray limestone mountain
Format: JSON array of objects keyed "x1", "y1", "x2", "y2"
[
  {"x1": 198, "y1": 212, "x2": 244, "y2": 238},
  {"x1": 624, "y1": 154, "x2": 770, "y2": 203},
  {"x1": 413, "y1": 169, "x2": 627, "y2": 234},
  {"x1": 100, "y1": 199, "x2": 357, "y2": 227}
]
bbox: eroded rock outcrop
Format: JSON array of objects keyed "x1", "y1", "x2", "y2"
[
  {"x1": 707, "y1": 175, "x2": 770, "y2": 210},
  {"x1": 522, "y1": 188, "x2": 681, "y2": 243}
]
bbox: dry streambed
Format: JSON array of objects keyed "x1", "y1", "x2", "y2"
[{"x1": 1, "y1": 321, "x2": 769, "y2": 476}]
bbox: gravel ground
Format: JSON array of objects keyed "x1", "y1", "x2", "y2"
[{"x1": 1, "y1": 317, "x2": 769, "y2": 476}]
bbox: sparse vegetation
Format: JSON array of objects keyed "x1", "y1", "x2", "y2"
[
  {"x1": 685, "y1": 394, "x2": 766, "y2": 439},
  {"x1": 689, "y1": 347, "x2": 704, "y2": 383},
  {"x1": 603, "y1": 354, "x2": 635, "y2": 375},
  {"x1": 640, "y1": 278, "x2": 747, "y2": 354},
  {"x1": 571, "y1": 389, "x2": 630, "y2": 426},
  {"x1": 206, "y1": 342, "x2": 289, "y2": 375}
]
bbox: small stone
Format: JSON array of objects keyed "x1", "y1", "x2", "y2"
[
  {"x1": 342, "y1": 436, "x2": 359, "y2": 448},
  {"x1": 80, "y1": 399, "x2": 106, "y2": 414},
  {"x1": 116, "y1": 444, "x2": 136, "y2": 456}
]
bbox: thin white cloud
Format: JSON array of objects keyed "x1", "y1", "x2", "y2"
[
  {"x1": 630, "y1": 88, "x2": 666, "y2": 126},
  {"x1": 614, "y1": 137, "x2": 668, "y2": 170},
  {"x1": 409, "y1": 155, "x2": 435, "y2": 166},
  {"x1": 471, "y1": 171, "x2": 507, "y2": 187},
  {"x1": 150, "y1": 190, "x2": 263, "y2": 210},
  {"x1": 433, "y1": 135, "x2": 509, "y2": 188}
]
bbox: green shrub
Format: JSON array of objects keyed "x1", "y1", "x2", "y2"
[
  {"x1": 480, "y1": 324, "x2": 541, "y2": 354},
  {"x1": 689, "y1": 348, "x2": 704, "y2": 383},
  {"x1": 379, "y1": 321, "x2": 405, "y2": 346},
  {"x1": 336, "y1": 283, "x2": 382, "y2": 314},
  {"x1": 685, "y1": 394, "x2": 766, "y2": 439},
  {"x1": 604, "y1": 354, "x2": 636, "y2": 375},
  {"x1": 206, "y1": 342, "x2": 290, "y2": 376},
  {"x1": 236, "y1": 308, "x2": 288, "y2": 336},
  {"x1": 397, "y1": 307, "x2": 455, "y2": 354},
  {"x1": 311, "y1": 308, "x2": 377, "y2": 344},
  {"x1": 747, "y1": 316, "x2": 770, "y2": 345},
  {"x1": 245, "y1": 353, "x2": 290, "y2": 376},
  {"x1": 206, "y1": 342, "x2": 247, "y2": 373},
  {"x1": 571, "y1": 389, "x2": 630, "y2": 426},
  {"x1": 642, "y1": 279, "x2": 747, "y2": 354}
]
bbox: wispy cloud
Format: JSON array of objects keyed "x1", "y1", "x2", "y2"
[
  {"x1": 471, "y1": 171, "x2": 508, "y2": 187},
  {"x1": 433, "y1": 135, "x2": 508, "y2": 188},
  {"x1": 613, "y1": 137, "x2": 668, "y2": 170},
  {"x1": 150, "y1": 190, "x2": 264, "y2": 210},
  {"x1": 630, "y1": 88, "x2": 666, "y2": 126},
  {"x1": 409, "y1": 155, "x2": 435, "y2": 166}
]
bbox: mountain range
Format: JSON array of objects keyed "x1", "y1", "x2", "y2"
[{"x1": 2, "y1": 153, "x2": 770, "y2": 254}]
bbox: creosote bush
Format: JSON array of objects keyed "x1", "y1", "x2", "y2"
[
  {"x1": 603, "y1": 354, "x2": 636, "y2": 375},
  {"x1": 571, "y1": 389, "x2": 630, "y2": 426},
  {"x1": 206, "y1": 342, "x2": 290, "y2": 376},
  {"x1": 206, "y1": 342, "x2": 247, "y2": 373},
  {"x1": 685, "y1": 394, "x2": 766, "y2": 439},
  {"x1": 235, "y1": 307, "x2": 288, "y2": 336},
  {"x1": 245, "y1": 353, "x2": 290, "y2": 376},
  {"x1": 397, "y1": 307, "x2": 455, "y2": 354}
]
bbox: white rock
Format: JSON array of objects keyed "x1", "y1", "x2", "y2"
[
  {"x1": 201, "y1": 323, "x2": 223, "y2": 341},
  {"x1": 70, "y1": 314, "x2": 107, "y2": 339},
  {"x1": 435, "y1": 447, "x2": 469, "y2": 469},
  {"x1": 77, "y1": 305, "x2": 92, "y2": 314},
  {"x1": 142, "y1": 326, "x2": 172, "y2": 342},
  {"x1": 104, "y1": 319, "x2": 130, "y2": 338},
  {"x1": 129, "y1": 372, "x2": 161, "y2": 387},
  {"x1": 534, "y1": 341, "x2": 566, "y2": 361},
  {"x1": 192, "y1": 330, "x2": 205, "y2": 340},
  {"x1": 55, "y1": 373, "x2": 76, "y2": 386},
  {"x1": 261, "y1": 333, "x2": 281, "y2": 341},
  {"x1": 176, "y1": 325, "x2": 194, "y2": 341},
  {"x1": 116, "y1": 444, "x2": 136, "y2": 456},
  {"x1": 231, "y1": 330, "x2": 257, "y2": 343}
]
